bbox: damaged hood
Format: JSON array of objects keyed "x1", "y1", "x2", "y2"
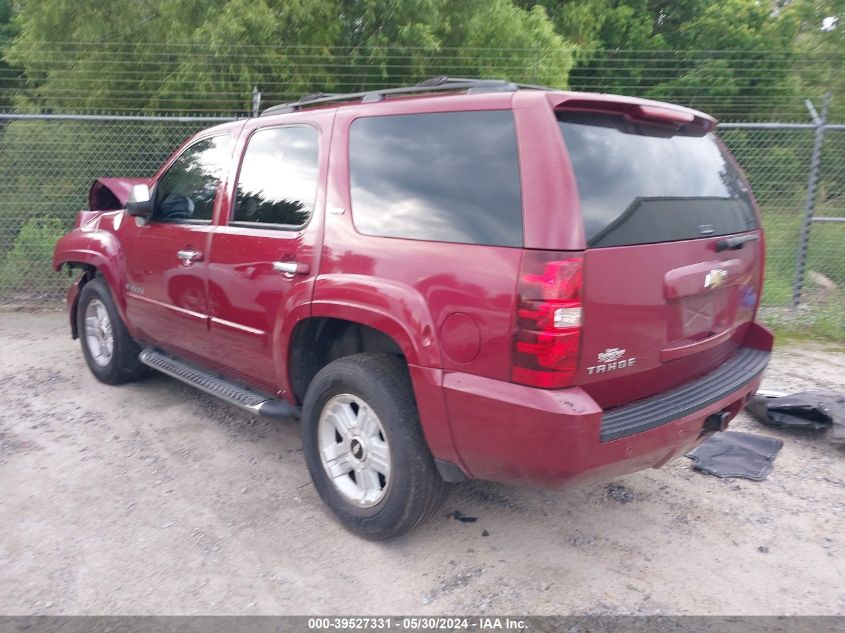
[{"x1": 88, "y1": 177, "x2": 149, "y2": 211}]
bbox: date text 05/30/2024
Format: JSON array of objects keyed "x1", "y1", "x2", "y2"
[{"x1": 307, "y1": 617, "x2": 527, "y2": 630}]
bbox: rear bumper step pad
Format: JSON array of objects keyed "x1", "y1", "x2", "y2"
[
  {"x1": 600, "y1": 347, "x2": 770, "y2": 442},
  {"x1": 139, "y1": 348, "x2": 297, "y2": 419}
]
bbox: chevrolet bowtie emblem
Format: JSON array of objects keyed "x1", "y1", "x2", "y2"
[{"x1": 704, "y1": 269, "x2": 728, "y2": 289}]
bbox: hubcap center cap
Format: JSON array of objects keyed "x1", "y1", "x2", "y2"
[{"x1": 350, "y1": 437, "x2": 365, "y2": 461}]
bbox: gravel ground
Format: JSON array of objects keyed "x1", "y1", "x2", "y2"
[{"x1": 1, "y1": 309, "x2": 843, "y2": 615}]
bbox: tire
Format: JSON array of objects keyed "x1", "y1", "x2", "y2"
[
  {"x1": 77, "y1": 276, "x2": 148, "y2": 385},
  {"x1": 301, "y1": 353, "x2": 449, "y2": 540}
]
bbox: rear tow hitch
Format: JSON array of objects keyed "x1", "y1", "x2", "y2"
[{"x1": 703, "y1": 411, "x2": 731, "y2": 433}]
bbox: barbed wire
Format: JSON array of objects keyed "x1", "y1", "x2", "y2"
[{"x1": 0, "y1": 46, "x2": 840, "y2": 119}]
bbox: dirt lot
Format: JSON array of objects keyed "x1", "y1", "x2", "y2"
[{"x1": 1, "y1": 309, "x2": 843, "y2": 615}]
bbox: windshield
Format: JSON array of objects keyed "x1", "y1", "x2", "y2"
[{"x1": 558, "y1": 111, "x2": 757, "y2": 248}]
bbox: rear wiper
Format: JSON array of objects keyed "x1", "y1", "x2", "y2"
[{"x1": 715, "y1": 234, "x2": 759, "y2": 252}]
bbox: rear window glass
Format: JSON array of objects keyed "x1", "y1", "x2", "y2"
[
  {"x1": 232, "y1": 125, "x2": 319, "y2": 228},
  {"x1": 349, "y1": 111, "x2": 522, "y2": 247},
  {"x1": 558, "y1": 112, "x2": 757, "y2": 248}
]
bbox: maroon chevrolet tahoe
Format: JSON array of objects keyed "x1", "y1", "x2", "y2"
[{"x1": 53, "y1": 77, "x2": 773, "y2": 539}]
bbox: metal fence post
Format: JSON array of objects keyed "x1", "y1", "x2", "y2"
[
  {"x1": 252, "y1": 87, "x2": 262, "y2": 117},
  {"x1": 791, "y1": 93, "x2": 831, "y2": 309}
]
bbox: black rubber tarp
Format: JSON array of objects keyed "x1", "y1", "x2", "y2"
[
  {"x1": 686, "y1": 431, "x2": 783, "y2": 480},
  {"x1": 746, "y1": 390, "x2": 845, "y2": 443}
]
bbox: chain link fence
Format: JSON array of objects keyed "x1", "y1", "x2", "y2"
[
  {"x1": 0, "y1": 114, "x2": 228, "y2": 302},
  {"x1": 718, "y1": 118, "x2": 845, "y2": 311},
  {"x1": 0, "y1": 103, "x2": 843, "y2": 336}
]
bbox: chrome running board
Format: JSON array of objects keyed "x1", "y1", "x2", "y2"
[{"x1": 139, "y1": 347, "x2": 297, "y2": 419}]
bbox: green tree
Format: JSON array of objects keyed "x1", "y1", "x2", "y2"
[
  {"x1": 647, "y1": 0, "x2": 797, "y2": 119},
  {"x1": 553, "y1": 0, "x2": 665, "y2": 96},
  {"x1": 0, "y1": 0, "x2": 17, "y2": 111},
  {"x1": 4, "y1": 0, "x2": 575, "y2": 114},
  {"x1": 528, "y1": 1, "x2": 807, "y2": 120},
  {"x1": 786, "y1": 0, "x2": 845, "y2": 119},
  {"x1": 515, "y1": 0, "x2": 610, "y2": 49},
  {"x1": 440, "y1": 2, "x2": 574, "y2": 87}
]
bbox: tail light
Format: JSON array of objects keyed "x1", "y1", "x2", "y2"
[{"x1": 511, "y1": 252, "x2": 583, "y2": 389}]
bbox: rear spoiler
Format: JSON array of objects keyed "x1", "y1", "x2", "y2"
[
  {"x1": 549, "y1": 93, "x2": 717, "y2": 134},
  {"x1": 88, "y1": 177, "x2": 149, "y2": 211}
]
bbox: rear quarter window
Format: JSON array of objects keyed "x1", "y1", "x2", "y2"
[
  {"x1": 349, "y1": 110, "x2": 523, "y2": 247},
  {"x1": 558, "y1": 111, "x2": 758, "y2": 248}
]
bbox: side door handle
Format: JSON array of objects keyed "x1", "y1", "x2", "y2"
[
  {"x1": 177, "y1": 249, "x2": 204, "y2": 265},
  {"x1": 273, "y1": 260, "x2": 310, "y2": 276}
]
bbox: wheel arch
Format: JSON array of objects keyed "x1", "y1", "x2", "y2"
[
  {"x1": 64, "y1": 263, "x2": 97, "y2": 339},
  {"x1": 286, "y1": 313, "x2": 464, "y2": 473},
  {"x1": 54, "y1": 229, "x2": 130, "y2": 337},
  {"x1": 287, "y1": 316, "x2": 405, "y2": 405}
]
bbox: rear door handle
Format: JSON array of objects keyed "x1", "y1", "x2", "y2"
[
  {"x1": 177, "y1": 249, "x2": 203, "y2": 265},
  {"x1": 715, "y1": 234, "x2": 759, "y2": 252},
  {"x1": 273, "y1": 260, "x2": 310, "y2": 276}
]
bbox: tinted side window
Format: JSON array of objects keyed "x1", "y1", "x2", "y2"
[
  {"x1": 558, "y1": 112, "x2": 757, "y2": 247},
  {"x1": 154, "y1": 136, "x2": 230, "y2": 223},
  {"x1": 349, "y1": 111, "x2": 522, "y2": 247},
  {"x1": 232, "y1": 126, "x2": 319, "y2": 228}
]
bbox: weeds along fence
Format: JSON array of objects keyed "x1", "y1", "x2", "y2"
[{"x1": 0, "y1": 110, "x2": 843, "y2": 337}]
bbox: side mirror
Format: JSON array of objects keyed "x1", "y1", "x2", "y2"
[{"x1": 126, "y1": 184, "x2": 152, "y2": 218}]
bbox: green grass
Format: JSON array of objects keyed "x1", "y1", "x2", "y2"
[
  {"x1": 0, "y1": 217, "x2": 66, "y2": 301},
  {"x1": 759, "y1": 291, "x2": 845, "y2": 343},
  {"x1": 756, "y1": 198, "x2": 845, "y2": 341}
]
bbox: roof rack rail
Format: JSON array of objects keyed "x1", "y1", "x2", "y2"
[{"x1": 260, "y1": 76, "x2": 553, "y2": 117}]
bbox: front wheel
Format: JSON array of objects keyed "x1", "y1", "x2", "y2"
[
  {"x1": 77, "y1": 276, "x2": 147, "y2": 385},
  {"x1": 301, "y1": 353, "x2": 448, "y2": 540}
]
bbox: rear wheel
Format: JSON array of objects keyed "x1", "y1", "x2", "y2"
[
  {"x1": 77, "y1": 276, "x2": 147, "y2": 384},
  {"x1": 301, "y1": 353, "x2": 448, "y2": 540}
]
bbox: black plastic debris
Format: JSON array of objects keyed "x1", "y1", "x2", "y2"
[
  {"x1": 686, "y1": 431, "x2": 783, "y2": 481},
  {"x1": 746, "y1": 390, "x2": 845, "y2": 443},
  {"x1": 447, "y1": 510, "x2": 477, "y2": 523}
]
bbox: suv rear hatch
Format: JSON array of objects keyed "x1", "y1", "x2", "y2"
[{"x1": 556, "y1": 105, "x2": 762, "y2": 409}]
